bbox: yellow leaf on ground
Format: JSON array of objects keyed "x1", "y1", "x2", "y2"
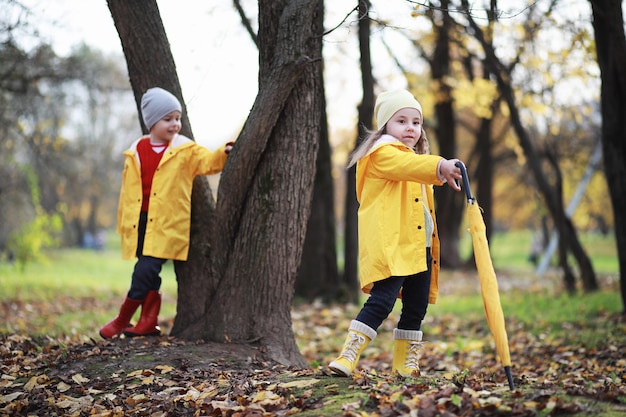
[
  {"x1": 155, "y1": 365, "x2": 174, "y2": 374},
  {"x1": 72, "y1": 374, "x2": 90, "y2": 384},
  {"x1": 278, "y1": 379, "x2": 320, "y2": 389},
  {"x1": 57, "y1": 381, "x2": 71, "y2": 392},
  {"x1": 0, "y1": 391, "x2": 24, "y2": 403}
]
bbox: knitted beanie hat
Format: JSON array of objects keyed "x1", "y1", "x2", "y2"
[
  {"x1": 141, "y1": 87, "x2": 182, "y2": 130},
  {"x1": 374, "y1": 89, "x2": 423, "y2": 129}
]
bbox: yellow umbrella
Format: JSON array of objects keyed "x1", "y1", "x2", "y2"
[{"x1": 457, "y1": 162, "x2": 514, "y2": 390}]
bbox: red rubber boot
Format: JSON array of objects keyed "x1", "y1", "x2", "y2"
[
  {"x1": 99, "y1": 297, "x2": 142, "y2": 339},
  {"x1": 123, "y1": 290, "x2": 162, "y2": 337}
]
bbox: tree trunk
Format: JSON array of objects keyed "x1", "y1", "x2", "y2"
[
  {"x1": 589, "y1": 0, "x2": 626, "y2": 313},
  {"x1": 107, "y1": 1, "x2": 192, "y2": 137},
  {"x1": 295, "y1": 73, "x2": 339, "y2": 302},
  {"x1": 181, "y1": 0, "x2": 322, "y2": 367},
  {"x1": 430, "y1": 0, "x2": 464, "y2": 268},
  {"x1": 344, "y1": 0, "x2": 375, "y2": 303},
  {"x1": 106, "y1": 0, "x2": 218, "y2": 332},
  {"x1": 548, "y1": 148, "x2": 577, "y2": 294},
  {"x1": 474, "y1": 117, "x2": 494, "y2": 242},
  {"x1": 295, "y1": 1, "x2": 341, "y2": 303}
]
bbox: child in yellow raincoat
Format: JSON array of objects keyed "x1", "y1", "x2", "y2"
[
  {"x1": 329, "y1": 89, "x2": 463, "y2": 377},
  {"x1": 100, "y1": 87, "x2": 233, "y2": 339}
]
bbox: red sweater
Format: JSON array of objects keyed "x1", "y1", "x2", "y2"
[{"x1": 137, "y1": 138, "x2": 166, "y2": 212}]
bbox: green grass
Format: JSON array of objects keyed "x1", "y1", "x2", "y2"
[
  {"x1": 0, "y1": 230, "x2": 621, "y2": 343},
  {"x1": 0, "y1": 242, "x2": 178, "y2": 339},
  {"x1": 460, "y1": 229, "x2": 619, "y2": 273},
  {"x1": 432, "y1": 289, "x2": 621, "y2": 339},
  {"x1": 0, "y1": 247, "x2": 178, "y2": 300}
]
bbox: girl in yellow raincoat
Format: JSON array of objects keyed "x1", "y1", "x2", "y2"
[
  {"x1": 100, "y1": 87, "x2": 233, "y2": 339},
  {"x1": 329, "y1": 90, "x2": 463, "y2": 377}
]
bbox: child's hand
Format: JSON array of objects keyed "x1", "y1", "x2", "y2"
[
  {"x1": 225, "y1": 141, "x2": 235, "y2": 154},
  {"x1": 439, "y1": 159, "x2": 462, "y2": 191}
]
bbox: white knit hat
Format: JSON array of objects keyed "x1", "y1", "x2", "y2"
[
  {"x1": 141, "y1": 87, "x2": 182, "y2": 130},
  {"x1": 374, "y1": 90, "x2": 423, "y2": 129}
]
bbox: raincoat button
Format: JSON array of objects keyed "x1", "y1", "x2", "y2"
[
  {"x1": 414, "y1": 198, "x2": 419, "y2": 202},
  {"x1": 417, "y1": 225, "x2": 422, "y2": 230}
]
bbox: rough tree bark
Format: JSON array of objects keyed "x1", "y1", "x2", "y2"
[
  {"x1": 589, "y1": 0, "x2": 626, "y2": 313},
  {"x1": 175, "y1": 0, "x2": 323, "y2": 367},
  {"x1": 232, "y1": 0, "x2": 339, "y2": 303}
]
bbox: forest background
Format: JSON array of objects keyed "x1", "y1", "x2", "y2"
[
  {"x1": 0, "y1": 0, "x2": 615, "y2": 278},
  {"x1": 1, "y1": 0, "x2": 625, "y2": 415}
]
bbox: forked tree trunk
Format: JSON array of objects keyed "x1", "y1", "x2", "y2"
[
  {"x1": 108, "y1": 0, "x2": 324, "y2": 366},
  {"x1": 182, "y1": 0, "x2": 322, "y2": 367}
]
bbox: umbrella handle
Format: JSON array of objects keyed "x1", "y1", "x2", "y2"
[{"x1": 455, "y1": 161, "x2": 475, "y2": 203}]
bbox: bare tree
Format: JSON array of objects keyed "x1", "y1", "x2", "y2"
[
  {"x1": 589, "y1": 0, "x2": 626, "y2": 313},
  {"x1": 343, "y1": 0, "x2": 375, "y2": 302},
  {"x1": 459, "y1": 0, "x2": 598, "y2": 292}
]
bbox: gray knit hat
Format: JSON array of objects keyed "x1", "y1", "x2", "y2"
[{"x1": 141, "y1": 87, "x2": 182, "y2": 130}]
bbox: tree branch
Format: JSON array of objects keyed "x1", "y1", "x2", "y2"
[{"x1": 233, "y1": 0, "x2": 258, "y2": 48}]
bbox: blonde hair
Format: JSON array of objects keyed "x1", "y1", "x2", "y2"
[{"x1": 347, "y1": 125, "x2": 430, "y2": 168}]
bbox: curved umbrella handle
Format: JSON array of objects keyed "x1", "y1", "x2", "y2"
[{"x1": 455, "y1": 161, "x2": 475, "y2": 203}]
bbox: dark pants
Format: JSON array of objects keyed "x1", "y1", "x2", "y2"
[
  {"x1": 127, "y1": 212, "x2": 166, "y2": 300},
  {"x1": 355, "y1": 248, "x2": 432, "y2": 331}
]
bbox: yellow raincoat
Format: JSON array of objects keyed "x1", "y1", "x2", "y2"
[
  {"x1": 117, "y1": 134, "x2": 229, "y2": 261},
  {"x1": 356, "y1": 135, "x2": 444, "y2": 303}
]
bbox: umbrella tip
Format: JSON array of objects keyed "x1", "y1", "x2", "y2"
[{"x1": 505, "y1": 366, "x2": 515, "y2": 390}]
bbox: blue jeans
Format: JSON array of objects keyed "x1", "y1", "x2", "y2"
[
  {"x1": 127, "y1": 212, "x2": 166, "y2": 300},
  {"x1": 355, "y1": 248, "x2": 432, "y2": 331}
]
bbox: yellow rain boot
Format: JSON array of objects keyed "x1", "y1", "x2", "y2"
[
  {"x1": 329, "y1": 320, "x2": 377, "y2": 377},
  {"x1": 392, "y1": 328, "x2": 423, "y2": 377}
]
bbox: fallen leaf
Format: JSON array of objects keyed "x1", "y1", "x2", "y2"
[
  {"x1": 278, "y1": 379, "x2": 319, "y2": 388},
  {"x1": 71, "y1": 373, "x2": 89, "y2": 384}
]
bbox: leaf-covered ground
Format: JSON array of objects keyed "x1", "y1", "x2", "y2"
[{"x1": 2, "y1": 300, "x2": 625, "y2": 417}]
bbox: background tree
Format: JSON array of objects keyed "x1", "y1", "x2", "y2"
[
  {"x1": 343, "y1": 0, "x2": 376, "y2": 303},
  {"x1": 1, "y1": 3, "x2": 132, "y2": 258},
  {"x1": 589, "y1": 0, "x2": 626, "y2": 313},
  {"x1": 424, "y1": 0, "x2": 465, "y2": 268},
  {"x1": 457, "y1": 0, "x2": 597, "y2": 292}
]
